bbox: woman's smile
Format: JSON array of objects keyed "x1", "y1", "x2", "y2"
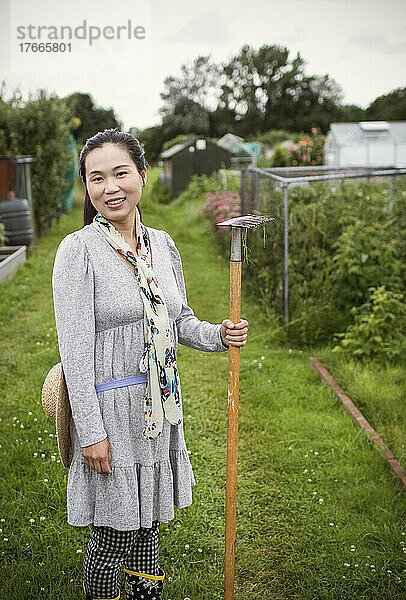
[{"x1": 105, "y1": 197, "x2": 126, "y2": 207}]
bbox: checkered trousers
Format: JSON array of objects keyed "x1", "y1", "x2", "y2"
[{"x1": 83, "y1": 521, "x2": 160, "y2": 600}]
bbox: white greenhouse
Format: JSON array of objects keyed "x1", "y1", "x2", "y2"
[{"x1": 324, "y1": 121, "x2": 406, "y2": 167}]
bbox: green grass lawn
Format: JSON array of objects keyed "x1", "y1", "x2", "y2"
[
  {"x1": 316, "y1": 349, "x2": 406, "y2": 469},
  {"x1": 0, "y1": 173, "x2": 405, "y2": 599}
]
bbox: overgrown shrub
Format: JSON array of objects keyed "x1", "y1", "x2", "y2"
[
  {"x1": 0, "y1": 86, "x2": 73, "y2": 235},
  {"x1": 271, "y1": 144, "x2": 289, "y2": 167},
  {"x1": 288, "y1": 127, "x2": 325, "y2": 166},
  {"x1": 148, "y1": 175, "x2": 172, "y2": 204},
  {"x1": 332, "y1": 286, "x2": 406, "y2": 363},
  {"x1": 0, "y1": 221, "x2": 8, "y2": 246}
]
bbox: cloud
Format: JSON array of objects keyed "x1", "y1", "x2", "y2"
[
  {"x1": 349, "y1": 30, "x2": 406, "y2": 54},
  {"x1": 164, "y1": 12, "x2": 233, "y2": 44}
]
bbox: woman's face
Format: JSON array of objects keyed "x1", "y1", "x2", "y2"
[{"x1": 85, "y1": 143, "x2": 146, "y2": 230}]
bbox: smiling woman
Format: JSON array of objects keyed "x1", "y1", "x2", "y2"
[{"x1": 51, "y1": 128, "x2": 248, "y2": 600}]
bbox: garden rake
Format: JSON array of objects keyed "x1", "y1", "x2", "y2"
[{"x1": 217, "y1": 214, "x2": 274, "y2": 600}]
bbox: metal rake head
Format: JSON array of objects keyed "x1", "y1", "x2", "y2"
[{"x1": 217, "y1": 214, "x2": 274, "y2": 228}]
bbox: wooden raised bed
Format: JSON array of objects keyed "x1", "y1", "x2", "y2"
[{"x1": 0, "y1": 245, "x2": 27, "y2": 282}]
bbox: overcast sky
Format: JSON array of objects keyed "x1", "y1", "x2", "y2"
[{"x1": 0, "y1": 0, "x2": 405, "y2": 131}]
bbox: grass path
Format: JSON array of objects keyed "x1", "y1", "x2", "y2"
[{"x1": 0, "y1": 178, "x2": 405, "y2": 599}]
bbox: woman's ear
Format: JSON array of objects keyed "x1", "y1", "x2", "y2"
[{"x1": 141, "y1": 167, "x2": 147, "y2": 187}]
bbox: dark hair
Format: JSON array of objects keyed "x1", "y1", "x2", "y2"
[{"x1": 79, "y1": 128, "x2": 149, "y2": 226}]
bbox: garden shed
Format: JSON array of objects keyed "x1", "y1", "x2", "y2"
[
  {"x1": 217, "y1": 133, "x2": 258, "y2": 166},
  {"x1": 324, "y1": 121, "x2": 406, "y2": 167},
  {"x1": 160, "y1": 137, "x2": 232, "y2": 198}
]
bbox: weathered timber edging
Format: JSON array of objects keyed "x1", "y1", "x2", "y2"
[{"x1": 309, "y1": 357, "x2": 406, "y2": 494}]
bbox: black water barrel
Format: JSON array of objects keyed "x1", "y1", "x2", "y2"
[{"x1": 0, "y1": 197, "x2": 34, "y2": 246}]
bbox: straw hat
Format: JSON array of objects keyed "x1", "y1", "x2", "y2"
[{"x1": 41, "y1": 362, "x2": 71, "y2": 468}]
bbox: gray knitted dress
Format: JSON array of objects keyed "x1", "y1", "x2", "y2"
[{"x1": 52, "y1": 223, "x2": 228, "y2": 531}]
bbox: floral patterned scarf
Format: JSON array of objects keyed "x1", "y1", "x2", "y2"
[{"x1": 92, "y1": 206, "x2": 182, "y2": 439}]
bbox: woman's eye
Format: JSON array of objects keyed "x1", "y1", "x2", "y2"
[
  {"x1": 117, "y1": 171, "x2": 127, "y2": 176},
  {"x1": 91, "y1": 176, "x2": 102, "y2": 182}
]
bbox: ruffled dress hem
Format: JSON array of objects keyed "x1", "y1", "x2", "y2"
[{"x1": 66, "y1": 448, "x2": 196, "y2": 531}]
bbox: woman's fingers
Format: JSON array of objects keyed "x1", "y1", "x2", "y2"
[
  {"x1": 222, "y1": 318, "x2": 249, "y2": 346},
  {"x1": 82, "y1": 438, "x2": 112, "y2": 474}
]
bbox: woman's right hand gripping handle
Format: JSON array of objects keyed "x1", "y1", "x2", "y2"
[{"x1": 82, "y1": 438, "x2": 112, "y2": 474}]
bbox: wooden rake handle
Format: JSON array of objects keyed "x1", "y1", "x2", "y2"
[{"x1": 224, "y1": 228, "x2": 242, "y2": 600}]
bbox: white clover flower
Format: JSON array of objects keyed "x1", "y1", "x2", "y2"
[
  {"x1": 40, "y1": 516, "x2": 45, "y2": 521},
  {"x1": 261, "y1": 356, "x2": 265, "y2": 360},
  {"x1": 314, "y1": 451, "x2": 319, "y2": 456},
  {"x1": 29, "y1": 519, "x2": 35, "y2": 523},
  {"x1": 33, "y1": 453, "x2": 38, "y2": 457},
  {"x1": 3, "y1": 537, "x2": 8, "y2": 541},
  {"x1": 198, "y1": 548, "x2": 203, "y2": 552},
  {"x1": 307, "y1": 479, "x2": 312, "y2": 482},
  {"x1": 43, "y1": 479, "x2": 48, "y2": 483},
  {"x1": 329, "y1": 523, "x2": 334, "y2": 526},
  {"x1": 344, "y1": 563, "x2": 350, "y2": 567},
  {"x1": 318, "y1": 498, "x2": 324, "y2": 504},
  {"x1": 76, "y1": 549, "x2": 82, "y2": 553},
  {"x1": 41, "y1": 454, "x2": 45, "y2": 458},
  {"x1": 303, "y1": 469, "x2": 308, "y2": 473},
  {"x1": 184, "y1": 544, "x2": 189, "y2": 549}
]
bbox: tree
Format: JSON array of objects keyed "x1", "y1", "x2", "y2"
[
  {"x1": 337, "y1": 104, "x2": 366, "y2": 122},
  {"x1": 159, "y1": 55, "x2": 221, "y2": 119},
  {"x1": 64, "y1": 92, "x2": 122, "y2": 145},
  {"x1": 218, "y1": 44, "x2": 343, "y2": 135},
  {"x1": 136, "y1": 125, "x2": 166, "y2": 164},
  {"x1": 161, "y1": 97, "x2": 210, "y2": 140},
  {"x1": 366, "y1": 87, "x2": 406, "y2": 121}
]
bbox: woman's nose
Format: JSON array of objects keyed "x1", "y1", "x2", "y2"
[{"x1": 104, "y1": 178, "x2": 120, "y2": 193}]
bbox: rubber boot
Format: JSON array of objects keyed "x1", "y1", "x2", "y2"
[
  {"x1": 83, "y1": 580, "x2": 121, "y2": 600},
  {"x1": 124, "y1": 566, "x2": 165, "y2": 599}
]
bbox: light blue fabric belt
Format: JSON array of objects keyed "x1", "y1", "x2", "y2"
[{"x1": 95, "y1": 374, "x2": 148, "y2": 393}]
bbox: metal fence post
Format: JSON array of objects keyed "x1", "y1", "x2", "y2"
[
  {"x1": 255, "y1": 172, "x2": 260, "y2": 214},
  {"x1": 389, "y1": 175, "x2": 394, "y2": 213},
  {"x1": 283, "y1": 183, "x2": 289, "y2": 324},
  {"x1": 240, "y1": 168, "x2": 245, "y2": 215}
]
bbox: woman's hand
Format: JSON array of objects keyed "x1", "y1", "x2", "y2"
[
  {"x1": 82, "y1": 438, "x2": 112, "y2": 474},
  {"x1": 220, "y1": 318, "x2": 249, "y2": 347}
]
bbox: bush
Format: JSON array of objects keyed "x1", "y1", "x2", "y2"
[
  {"x1": 332, "y1": 286, "x2": 406, "y2": 363},
  {"x1": 0, "y1": 221, "x2": 8, "y2": 246},
  {"x1": 288, "y1": 127, "x2": 325, "y2": 166},
  {"x1": 1, "y1": 87, "x2": 72, "y2": 235},
  {"x1": 331, "y1": 218, "x2": 404, "y2": 309},
  {"x1": 148, "y1": 175, "x2": 172, "y2": 205},
  {"x1": 271, "y1": 144, "x2": 289, "y2": 167}
]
